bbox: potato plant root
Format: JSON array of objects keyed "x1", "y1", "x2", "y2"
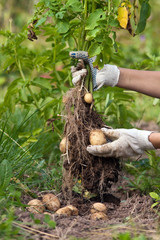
[{"x1": 62, "y1": 86, "x2": 120, "y2": 200}]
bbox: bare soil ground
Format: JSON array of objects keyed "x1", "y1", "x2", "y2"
[
  {"x1": 15, "y1": 121, "x2": 160, "y2": 240},
  {"x1": 15, "y1": 179, "x2": 160, "y2": 240}
]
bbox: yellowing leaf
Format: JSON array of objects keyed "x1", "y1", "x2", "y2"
[{"x1": 117, "y1": 5, "x2": 128, "y2": 29}]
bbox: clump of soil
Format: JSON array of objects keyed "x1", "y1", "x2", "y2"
[{"x1": 61, "y1": 86, "x2": 120, "y2": 200}]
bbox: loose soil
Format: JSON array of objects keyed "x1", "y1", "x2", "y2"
[{"x1": 15, "y1": 174, "x2": 160, "y2": 240}]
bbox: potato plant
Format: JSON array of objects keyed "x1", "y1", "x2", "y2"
[{"x1": 0, "y1": 0, "x2": 153, "y2": 207}]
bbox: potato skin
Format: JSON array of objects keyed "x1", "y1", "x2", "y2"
[
  {"x1": 59, "y1": 137, "x2": 67, "y2": 153},
  {"x1": 89, "y1": 129, "x2": 107, "y2": 145},
  {"x1": 84, "y1": 93, "x2": 93, "y2": 104},
  {"x1": 42, "y1": 193, "x2": 60, "y2": 212},
  {"x1": 90, "y1": 202, "x2": 107, "y2": 214},
  {"x1": 27, "y1": 199, "x2": 45, "y2": 214},
  {"x1": 56, "y1": 205, "x2": 78, "y2": 216},
  {"x1": 90, "y1": 212, "x2": 108, "y2": 221},
  {"x1": 56, "y1": 206, "x2": 72, "y2": 216}
]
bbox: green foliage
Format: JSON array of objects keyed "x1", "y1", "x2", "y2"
[
  {"x1": 149, "y1": 192, "x2": 160, "y2": 208},
  {"x1": 113, "y1": 232, "x2": 148, "y2": 240},
  {"x1": 125, "y1": 151, "x2": 160, "y2": 194},
  {"x1": 136, "y1": 1, "x2": 151, "y2": 34}
]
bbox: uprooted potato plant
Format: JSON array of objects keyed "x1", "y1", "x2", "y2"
[{"x1": 60, "y1": 82, "x2": 120, "y2": 201}]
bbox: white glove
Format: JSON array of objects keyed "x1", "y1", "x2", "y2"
[
  {"x1": 71, "y1": 54, "x2": 120, "y2": 90},
  {"x1": 87, "y1": 128, "x2": 155, "y2": 158}
]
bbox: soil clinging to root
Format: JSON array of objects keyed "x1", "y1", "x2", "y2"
[{"x1": 62, "y1": 86, "x2": 120, "y2": 199}]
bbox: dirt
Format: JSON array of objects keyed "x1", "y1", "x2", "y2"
[{"x1": 15, "y1": 172, "x2": 160, "y2": 240}]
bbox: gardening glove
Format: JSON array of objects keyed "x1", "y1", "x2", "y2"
[
  {"x1": 70, "y1": 51, "x2": 120, "y2": 90},
  {"x1": 71, "y1": 60, "x2": 88, "y2": 85},
  {"x1": 87, "y1": 128, "x2": 155, "y2": 158}
]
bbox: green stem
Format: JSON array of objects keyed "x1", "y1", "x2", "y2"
[
  {"x1": 53, "y1": 39, "x2": 56, "y2": 71},
  {"x1": 108, "y1": 0, "x2": 111, "y2": 16},
  {"x1": 92, "y1": 1, "x2": 96, "y2": 12},
  {"x1": 81, "y1": 0, "x2": 88, "y2": 50},
  {"x1": 15, "y1": 51, "x2": 40, "y2": 109},
  {"x1": 27, "y1": 86, "x2": 40, "y2": 109},
  {"x1": 17, "y1": 59, "x2": 26, "y2": 81}
]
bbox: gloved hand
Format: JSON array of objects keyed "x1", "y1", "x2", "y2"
[
  {"x1": 70, "y1": 51, "x2": 120, "y2": 90},
  {"x1": 87, "y1": 128, "x2": 155, "y2": 158}
]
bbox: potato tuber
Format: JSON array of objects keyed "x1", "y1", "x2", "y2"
[
  {"x1": 27, "y1": 199, "x2": 45, "y2": 214},
  {"x1": 42, "y1": 193, "x2": 60, "y2": 212},
  {"x1": 90, "y1": 202, "x2": 107, "y2": 214},
  {"x1": 84, "y1": 93, "x2": 93, "y2": 104},
  {"x1": 89, "y1": 129, "x2": 107, "y2": 145}
]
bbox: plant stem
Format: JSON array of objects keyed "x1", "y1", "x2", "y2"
[
  {"x1": 92, "y1": 1, "x2": 96, "y2": 12},
  {"x1": 15, "y1": 52, "x2": 40, "y2": 109},
  {"x1": 27, "y1": 85, "x2": 40, "y2": 109},
  {"x1": 81, "y1": 0, "x2": 88, "y2": 50},
  {"x1": 108, "y1": 0, "x2": 111, "y2": 16}
]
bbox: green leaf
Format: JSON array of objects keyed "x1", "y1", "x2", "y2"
[
  {"x1": 0, "y1": 160, "x2": 12, "y2": 190},
  {"x1": 151, "y1": 202, "x2": 159, "y2": 208},
  {"x1": 57, "y1": 21, "x2": 69, "y2": 34},
  {"x1": 66, "y1": 0, "x2": 82, "y2": 12},
  {"x1": 86, "y1": 28, "x2": 101, "y2": 41},
  {"x1": 136, "y1": 2, "x2": 151, "y2": 34},
  {"x1": 32, "y1": 78, "x2": 52, "y2": 90},
  {"x1": 85, "y1": 9, "x2": 106, "y2": 30},
  {"x1": 88, "y1": 42, "x2": 101, "y2": 57},
  {"x1": 149, "y1": 192, "x2": 159, "y2": 200},
  {"x1": 44, "y1": 214, "x2": 56, "y2": 229},
  {"x1": 35, "y1": 17, "x2": 47, "y2": 27}
]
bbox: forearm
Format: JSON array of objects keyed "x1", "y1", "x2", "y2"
[
  {"x1": 117, "y1": 68, "x2": 160, "y2": 98},
  {"x1": 148, "y1": 132, "x2": 160, "y2": 149}
]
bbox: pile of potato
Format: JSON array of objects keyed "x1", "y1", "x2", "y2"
[
  {"x1": 27, "y1": 193, "x2": 107, "y2": 221},
  {"x1": 27, "y1": 193, "x2": 78, "y2": 216}
]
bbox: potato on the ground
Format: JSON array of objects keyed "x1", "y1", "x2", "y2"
[
  {"x1": 67, "y1": 205, "x2": 79, "y2": 216},
  {"x1": 90, "y1": 202, "x2": 107, "y2": 214},
  {"x1": 90, "y1": 212, "x2": 108, "y2": 221},
  {"x1": 42, "y1": 193, "x2": 60, "y2": 212},
  {"x1": 56, "y1": 205, "x2": 78, "y2": 216},
  {"x1": 27, "y1": 199, "x2": 45, "y2": 214},
  {"x1": 89, "y1": 129, "x2": 107, "y2": 145}
]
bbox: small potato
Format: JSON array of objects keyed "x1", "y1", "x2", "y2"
[
  {"x1": 84, "y1": 93, "x2": 93, "y2": 104},
  {"x1": 27, "y1": 199, "x2": 45, "y2": 214},
  {"x1": 90, "y1": 203, "x2": 107, "y2": 214},
  {"x1": 42, "y1": 193, "x2": 60, "y2": 212},
  {"x1": 90, "y1": 212, "x2": 108, "y2": 221},
  {"x1": 67, "y1": 205, "x2": 79, "y2": 216},
  {"x1": 89, "y1": 129, "x2": 107, "y2": 145},
  {"x1": 56, "y1": 205, "x2": 78, "y2": 216},
  {"x1": 59, "y1": 137, "x2": 66, "y2": 153},
  {"x1": 56, "y1": 206, "x2": 72, "y2": 216},
  {"x1": 59, "y1": 137, "x2": 70, "y2": 153}
]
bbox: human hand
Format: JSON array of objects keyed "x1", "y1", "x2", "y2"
[
  {"x1": 70, "y1": 51, "x2": 120, "y2": 90},
  {"x1": 87, "y1": 128, "x2": 155, "y2": 158}
]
